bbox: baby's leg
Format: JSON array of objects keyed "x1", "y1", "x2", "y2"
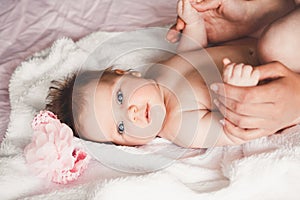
[
  {"x1": 222, "y1": 58, "x2": 259, "y2": 87},
  {"x1": 258, "y1": 7, "x2": 300, "y2": 72}
]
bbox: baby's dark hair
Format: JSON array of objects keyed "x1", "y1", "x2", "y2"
[{"x1": 46, "y1": 69, "x2": 112, "y2": 138}]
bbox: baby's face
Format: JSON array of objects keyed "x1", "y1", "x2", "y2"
[{"x1": 81, "y1": 71, "x2": 166, "y2": 146}]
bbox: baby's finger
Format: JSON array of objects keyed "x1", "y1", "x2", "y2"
[
  {"x1": 232, "y1": 63, "x2": 243, "y2": 78},
  {"x1": 241, "y1": 65, "x2": 253, "y2": 78},
  {"x1": 223, "y1": 64, "x2": 234, "y2": 83}
]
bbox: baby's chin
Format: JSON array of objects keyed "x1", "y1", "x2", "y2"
[{"x1": 145, "y1": 105, "x2": 166, "y2": 135}]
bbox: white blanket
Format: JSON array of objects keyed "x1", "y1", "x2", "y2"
[{"x1": 1, "y1": 27, "x2": 300, "y2": 200}]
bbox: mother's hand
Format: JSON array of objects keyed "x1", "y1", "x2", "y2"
[
  {"x1": 166, "y1": 0, "x2": 295, "y2": 43},
  {"x1": 211, "y1": 62, "x2": 300, "y2": 143}
]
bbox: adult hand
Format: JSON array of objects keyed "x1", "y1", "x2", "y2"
[
  {"x1": 211, "y1": 62, "x2": 300, "y2": 144},
  {"x1": 166, "y1": 0, "x2": 295, "y2": 43}
]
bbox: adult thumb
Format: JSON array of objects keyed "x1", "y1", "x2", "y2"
[{"x1": 256, "y1": 62, "x2": 287, "y2": 81}]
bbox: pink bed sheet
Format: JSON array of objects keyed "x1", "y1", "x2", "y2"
[{"x1": 0, "y1": 0, "x2": 177, "y2": 142}]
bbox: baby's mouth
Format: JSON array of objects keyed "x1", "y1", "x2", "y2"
[{"x1": 145, "y1": 103, "x2": 150, "y2": 123}]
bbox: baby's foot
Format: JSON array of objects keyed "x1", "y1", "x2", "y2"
[
  {"x1": 177, "y1": 0, "x2": 203, "y2": 25},
  {"x1": 223, "y1": 58, "x2": 259, "y2": 87}
]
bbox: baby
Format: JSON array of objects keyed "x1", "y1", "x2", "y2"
[
  {"x1": 45, "y1": 0, "x2": 275, "y2": 148},
  {"x1": 46, "y1": 24, "x2": 260, "y2": 149},
  {"x1": 46, "y1": 45, "x2": 258, "y2": 148}
]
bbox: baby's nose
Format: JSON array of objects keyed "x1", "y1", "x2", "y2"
[{"x1": 128, "y1": 105, "x2": 139, "y2": 122}]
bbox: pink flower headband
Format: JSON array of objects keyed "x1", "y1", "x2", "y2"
[{"x1": 24, "y1": 110, "x2": 90, "y2": 184}]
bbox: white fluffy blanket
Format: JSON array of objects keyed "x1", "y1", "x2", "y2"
[{"x1": 1, "y1": 27, "x2": 300, "y2": 200}]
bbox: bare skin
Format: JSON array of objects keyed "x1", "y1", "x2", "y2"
[
  {"x1": 211, "y1": 62, "x2": 300, "y2": 143},
  {"x1": 167, "y1": 0, "x2": 300, "y2": 143},
  {"x1": 80, "y1": 2, "x2": 300, "y2": 147},
  {"x1": 156, "y1": 39, "x2": 259, "y2": 147},
  {"x1": 80, "y1": 38, "x2": 259, "y2": 148},
  {"x1": 167, "y1": 0, "x2": 296, "y2": 43},
  {"x1": 210, "y1": 7, "x2": 300, "y2": 142},
  {"x1": 258, "y1": 6, "x2": 300, "y2": 73}
]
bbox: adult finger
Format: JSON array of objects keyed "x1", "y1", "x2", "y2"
[
  {"x1": 214, "y1": 99, "x2": 273, "y2": 129},
  {"x1": 255, "y1": 61, "x2": 287, "y2": 81},
  {"x1": 210, "y1": 62, "x2": 289, "y2": 103},
  {"x1": 192, "y1": 0, "x2": 222, "y2": 12},
  {"x1": 216, "y1": 96, "x2": 275, "y2": 118},
  {"x1": 223, "y1": 119, "x2": 273, "y2": 141},
  {"x1": 166, "y1": 23, "x2": 181, "y2": 43},
  {"x1": 222, "y1": 122, "x2": 247, "y2": 145},
  {"x1": 210, "y1": 81, "x2": 280, "y2": 103}
]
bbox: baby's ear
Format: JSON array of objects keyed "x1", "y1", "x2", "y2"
[
  {"x1": 113, "y1": 69, "x2": 141, "y2": 77},
  {"x1": 129, "y1": 71, "x2": 142, "y2": 78},
  {"x1": 113, "y1": 69, "x2": 126, "y2": 75}
]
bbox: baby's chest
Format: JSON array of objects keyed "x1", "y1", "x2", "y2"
[{"x1": 175, "y1": 71, "x2": 212, "y2": 111}]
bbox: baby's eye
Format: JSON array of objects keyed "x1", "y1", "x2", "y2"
[
  {"x1": 117, "y1": 121, "x2": 125, "y2": 134},
  {"x1": 117, "y1": 90, "x2": 123, "y2": 104}
]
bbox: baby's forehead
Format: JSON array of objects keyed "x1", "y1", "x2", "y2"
[{"x1": 79, "y1": 78, "x2": 116, "y2": 141}]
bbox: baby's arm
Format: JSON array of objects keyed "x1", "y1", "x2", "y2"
[{"x1": 176, "y1": 0, "x2": 207, "y2": 52}]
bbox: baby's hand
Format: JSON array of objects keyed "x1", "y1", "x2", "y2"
[
  {"x1": 177, "y1": 0, "x2": 203, "y2": 25},
  {"x1": 223, "y1": 58, "x2": 260, "y2": 87}
]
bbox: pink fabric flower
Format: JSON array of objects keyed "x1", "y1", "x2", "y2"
[{"x1": 24, "y1": 110, "x2": 90, "y2": 184}]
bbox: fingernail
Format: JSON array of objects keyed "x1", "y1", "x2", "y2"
[
  {"x1": 213, "y1": 99, "x2": 219, "y2": 106},
  {"x1": 165, "y1": 38, "x2": 172, "y2": 43},
  {"x1": 210, "y1": 84, "x2": 218, "y2": 92},
  {"x1": 219, "y1": 119, "x2": 225, "y2": 126}
]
